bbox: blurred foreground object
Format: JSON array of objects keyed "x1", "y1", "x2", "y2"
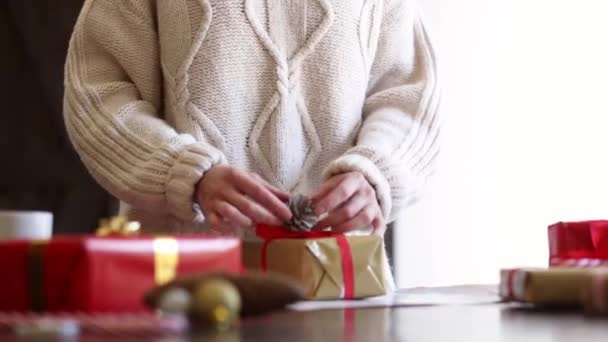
[
  {"x1": 191, "y1": 278, "x2": 241, "y2": 331},
  {"x1": 146, "y1": 272, "x2": 304, "y2": 329},
  {"x1": 0, "y1": 232, "x2": 241, "y2": 312}
]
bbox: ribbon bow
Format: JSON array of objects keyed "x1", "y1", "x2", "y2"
[
  {"x1": 256, "y1": 224, "x2": 355, "y2": 299},
  {"x1": 96, "y1": 216, "x2": 141, "y2": 237}
]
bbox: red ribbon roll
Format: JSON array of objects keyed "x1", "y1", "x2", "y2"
[{"x1": 256, "y1": 225, "x2": 355, "y2": 299}]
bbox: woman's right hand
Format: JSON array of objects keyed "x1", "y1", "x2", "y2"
[{"x1": 196, "y1": 166, "x2": 292, "y2": 233}]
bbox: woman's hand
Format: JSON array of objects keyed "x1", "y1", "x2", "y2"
[
  {"x1": 197, "y1": 166, "x2": 292, "y2": 233},
  {"x1": 312, "y1": 172, "x2": 385, "y2": 235}
]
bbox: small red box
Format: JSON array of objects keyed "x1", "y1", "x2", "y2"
[
  {"x1": 549, "y1": 221, "x2": 608, "y2": 267},
  {"x1": 0, "y1": 235, "x2": 241, "y2": 312}
]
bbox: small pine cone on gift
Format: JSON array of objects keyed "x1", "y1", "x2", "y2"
[{"x1": 285, "y1": 194, "x2": 319, "y2": 232}]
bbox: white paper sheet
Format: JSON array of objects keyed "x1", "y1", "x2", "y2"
[{"x1": 288, "y1": 288, "x2": 500, "y2": 311}]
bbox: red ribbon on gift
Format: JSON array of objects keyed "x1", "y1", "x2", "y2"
[
  {"x1": 549, "y1": 221, "x2": 608, "y2": 265},
  {"x1": 256, "y1": 225, "x2": 355, "y2": 299}
]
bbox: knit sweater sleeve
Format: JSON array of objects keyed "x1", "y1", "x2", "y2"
[
  {"x1": 323, "y1": 0, "x2": 440, "y2": 222},
  {"x1": 63, "y1": 0, "x2": 226, "y2": 222}
]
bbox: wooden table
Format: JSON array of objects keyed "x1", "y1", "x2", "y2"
[{"x1": 3, "y1": 286, "x2": 608, "y2": 341}]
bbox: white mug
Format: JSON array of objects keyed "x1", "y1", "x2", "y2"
[{"x1": 0, "y1": 211, "x2": 53, "y2": 240}]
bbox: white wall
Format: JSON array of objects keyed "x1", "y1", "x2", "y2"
[{"x1": 395, "y1": 0, "x2": 608, "y2": 287}]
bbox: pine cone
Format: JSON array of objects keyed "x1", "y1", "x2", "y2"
[{"x1": 286, "y1": 194, "x2": 319, "y2": 232}]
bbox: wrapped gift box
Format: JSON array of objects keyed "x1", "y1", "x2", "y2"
[
  {"x1": 500, "y1": 267, "x2": 608, "y2": 315},
  {"x1": 585, "y1": 268, "x2": 608, "y2": 314},
  {"x1": 549, "y1": 221, "x2": 608, "y2": 267},
  {"x1": 243, "y1": 225, "x2": 388, "y2": 300},
  {"x1": 500, "y1": 268, "x2": 591, "y2": 306},
  {"x1": 0, "y1": 235, "x2": 241, "y2": 313}
]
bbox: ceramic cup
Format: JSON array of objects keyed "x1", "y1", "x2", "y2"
[{"x1": 0, "y1": 210, "x2": 53, "y2": 240}]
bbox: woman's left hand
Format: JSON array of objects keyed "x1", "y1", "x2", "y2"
[{"x1": 312, "y1": 171, "x2": 385, "y2": 235}]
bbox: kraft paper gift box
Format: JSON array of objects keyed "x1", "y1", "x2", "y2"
[
  {"x1": 500, "y1": 268, "x2": 591, "y2": 306},
  {"x1": 500, "y1": 267, "x2": 608, "y2": 315},
  {"x1": 243, "y1": 225, "x2": 388, "y2": 300}
]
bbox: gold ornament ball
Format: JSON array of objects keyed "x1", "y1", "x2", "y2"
[{"x1": 193, "y1": 278, "x2": 241, "y2": 330}]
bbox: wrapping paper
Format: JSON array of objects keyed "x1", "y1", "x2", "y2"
[
  {"x1": 0, "y1": 235, "x2": 241, "y2": 312},
  {"x1": 501, "y1": 267, "x2": 608, "y2": 315},
  {"x1": 582, "y1": 268, "x2": 608, "y2": 315},
  {"x1": 500, "y1": 268, "x2": 591, "y2": 306},
  {"x1": 243, "y1": 225, "x2": 388, "y2": 300},
  {"x1": 549, "y1": 221, "x2": 608, "y2": 267}
]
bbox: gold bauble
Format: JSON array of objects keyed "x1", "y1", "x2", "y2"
[{"x1": 192, "y1": 278, "x2": 241, "y2": 330}]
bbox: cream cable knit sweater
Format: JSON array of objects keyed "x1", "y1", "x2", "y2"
[{"x1": 64, "y1": 0, "x2": 440, "y2": 233}]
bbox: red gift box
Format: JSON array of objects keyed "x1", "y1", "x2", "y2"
[
  {"x1": 0, "y1": 235, "x2": 241, "y2": 313},
  {"x1": 549, "y1": 221, "x2": 608, "y2": 267}
]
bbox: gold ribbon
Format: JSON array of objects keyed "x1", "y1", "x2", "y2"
[{"x1": 153, "y1": 238, "x2": 179, "y2": 285}]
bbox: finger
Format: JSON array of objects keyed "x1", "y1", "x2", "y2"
[
  {"x1": 224, "y1": 190, "x2": 284, "y2": 226},
  {"x1": 314, "y1": 192, "x2": 368, "y2": 230},
  {"x1": 372, "y1": 216, "x2": 387, "y2": 236},
  {"x1": 313, "y1": 173, "x2": 364, "y2": 216},
  {"x1": 206, "y1": 212, "x2": 233, "y2": 234},
  {"x1": 311, "y1": 175, "x2": 343, "y2": 202},
  {"x1": 332, "y1": 205, "x2": 378, "y2": 233},
  {"x1": 251, "y1": 173, "x2": 290, "y2": 202},
  {"x1": 214, "y1": 201, "x2": 252, "y2": 228},
  {"x1": 234, "y1": 174, "x2": 292, "y2": 222}
]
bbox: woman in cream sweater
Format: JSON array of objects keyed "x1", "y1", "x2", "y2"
[{"x1": 63, "y1": 0, "x2": 440, "y2": 237}]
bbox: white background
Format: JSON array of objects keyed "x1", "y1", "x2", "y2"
[{"x1": 394, "y1": 0, "x2": 608, "y2": 287}]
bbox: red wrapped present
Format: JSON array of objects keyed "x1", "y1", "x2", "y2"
[
  {"x1": 549, "y1": 221, "x2": 608, "y2": 267},
  {"x1": 0, "y1": 235, "x2": 241, "y2": 313}
]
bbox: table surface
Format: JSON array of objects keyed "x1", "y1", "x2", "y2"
[{"x1": 3, "y1": 285, "x2": 608, "y2": 341}]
